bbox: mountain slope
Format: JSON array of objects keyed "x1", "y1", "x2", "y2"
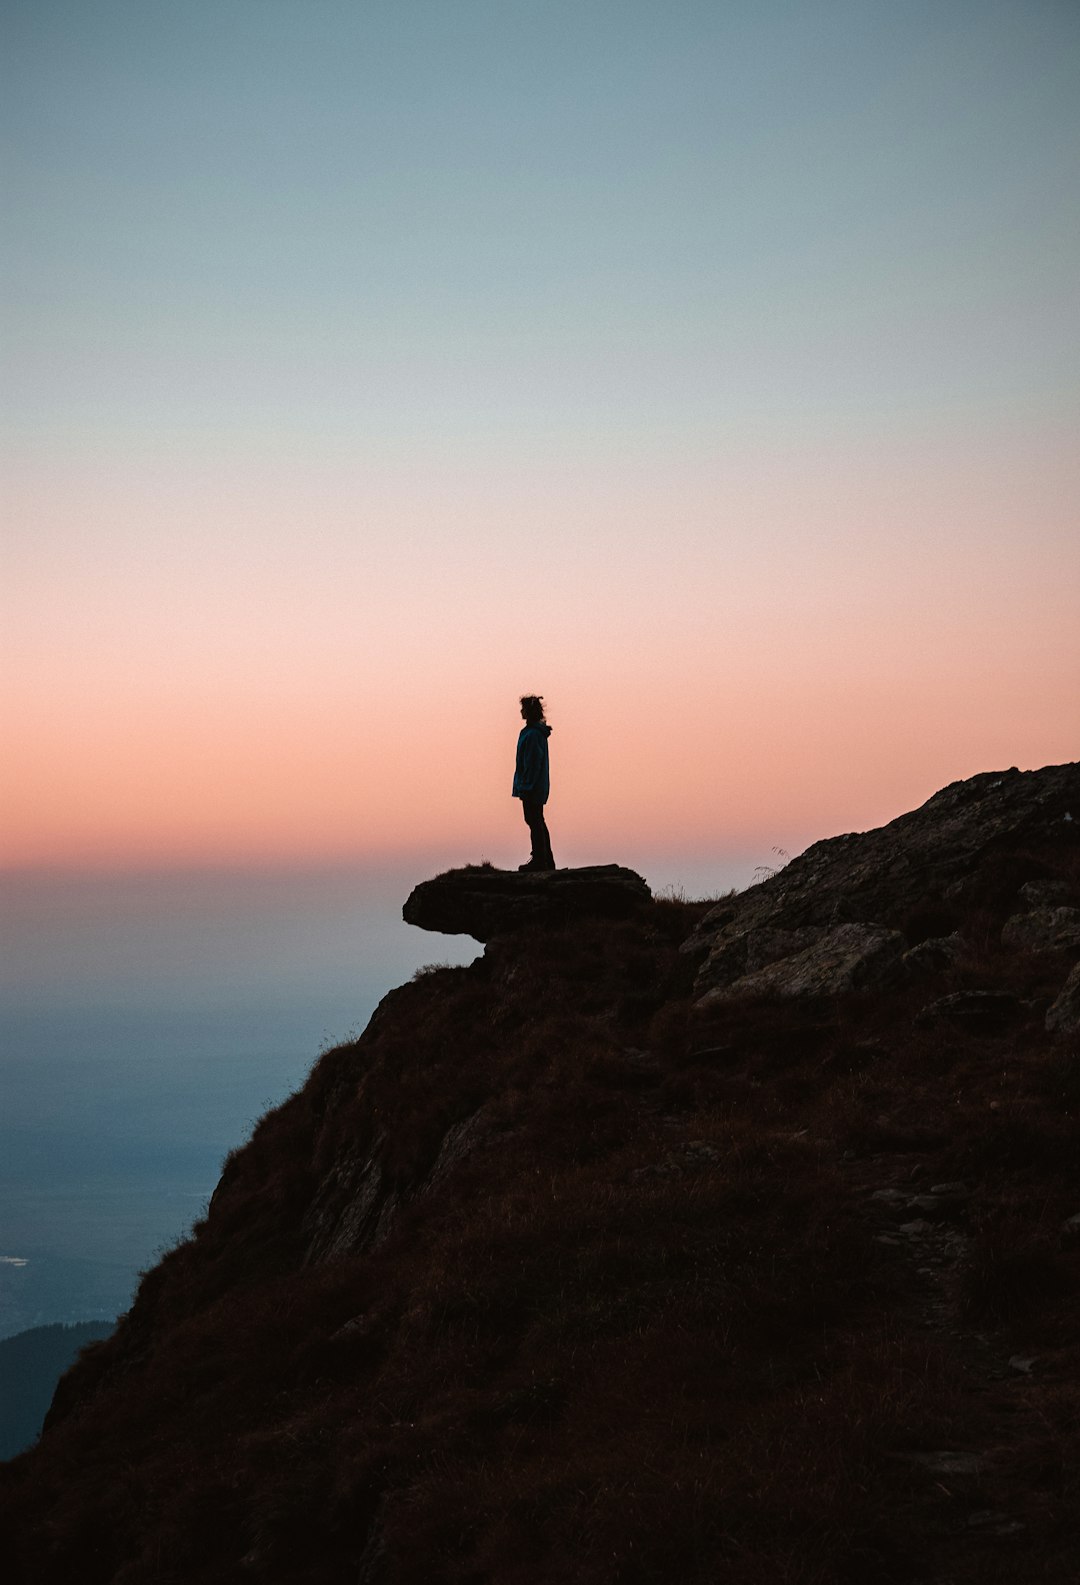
[{"x1": 3, "y1": 765, "x2": 1079, "y2": 1585}]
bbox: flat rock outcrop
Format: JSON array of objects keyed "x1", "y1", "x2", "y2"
[
  {"x1": 403, "y1": 863, "x2": 652, "y2": 942},
  {"x1": 687, "y1": 762, "x2": 1078, "y2": 1005}
]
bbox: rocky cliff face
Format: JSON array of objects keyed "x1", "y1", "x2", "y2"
[{"x1": 4, "y1": 765, "x2": 1079, "y2": 1585}]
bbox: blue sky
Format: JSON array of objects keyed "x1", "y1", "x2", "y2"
[{"x1": 8, "y1": 0, "x2": 1078, "y2": 457}]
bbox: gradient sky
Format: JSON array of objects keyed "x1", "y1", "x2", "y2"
[{"x1": 4, "y1": 0, "x2": 1079, "y2": 874}]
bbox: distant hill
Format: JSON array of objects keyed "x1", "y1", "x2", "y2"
[
  {"x1": 2, "y1": 764, "x2": 1078, "y2": 1583},
  {"x1": 0, "y1": 1322, "x2": 114, "y2": 1460}
]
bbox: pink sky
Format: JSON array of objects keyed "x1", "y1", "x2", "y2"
[
  {"x1": 5, "y1": 428, "x2": 1077, "y2": 874},
  {"x1": 4, "y1": 5, "x2": 1078, "y2": 878}
]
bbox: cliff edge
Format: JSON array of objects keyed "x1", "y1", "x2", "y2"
[{"x1": 403, "y1": 862, "x2": 652, "y2": 941}]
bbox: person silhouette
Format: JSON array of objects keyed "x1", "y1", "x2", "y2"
[{"x1": 513, "y1": 695, "x2": 555, "y2": 871}]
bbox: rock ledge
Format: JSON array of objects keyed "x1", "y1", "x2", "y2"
[{"x1": 404, "y1": 864, "x2": 652, "y2": 942}]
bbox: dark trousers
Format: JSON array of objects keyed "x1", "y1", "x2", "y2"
[{"x1": 521, "y1": 796, "x2": 555, "y2": 869}]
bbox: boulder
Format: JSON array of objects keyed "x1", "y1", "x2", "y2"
[
  {"x1": 403, "y1": 864, "x2": 652, "y2": 943},
  {"x1": 1045, "y1": 961, "x2": 1080, "y2": 1041},
  {"x1": 902, "y1": 933, "x2": 968, "y2": 974},
  {"x1": 1020, "y1": 878, "x2": 1072, "y2": 908},
  {"x1": 696, "y1": 923, "x2": 906, "y2": 1008},
  {"x1": 744, "y1": 925, "x2": 828, "y2": 975},
  {"x1": 1001, "y1": 907, "x2": 1080, "y2": 956},
  {"x1": 695, "y1": 923, "x2": 826, "y2": 995}
]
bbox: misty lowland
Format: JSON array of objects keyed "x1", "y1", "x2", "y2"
[{"x1": 4, "y1": 764, "x2": 1079, "y2": 1584}]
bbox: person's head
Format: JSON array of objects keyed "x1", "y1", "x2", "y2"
[{"x1": 520, "y1": 694, "x2": 546, "y2": 725}]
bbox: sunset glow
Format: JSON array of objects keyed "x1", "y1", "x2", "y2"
[{"x1": 4, "y1": 2, "x2": 1078, "y2": 877}]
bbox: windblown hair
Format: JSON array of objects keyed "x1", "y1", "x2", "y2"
[{"x1": 519, "y1": 695, "x2": 546, "y2": 726}]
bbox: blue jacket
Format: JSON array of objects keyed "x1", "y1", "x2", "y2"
[{"x1": 513, "y1": 723, "x2": 551, "y2": 802}]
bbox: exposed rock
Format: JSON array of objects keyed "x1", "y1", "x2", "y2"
[
  {"x1": 302, "y1": 1137, "x2": 398, "y2": 1263},
  {"x1": 902, "y1": 932, "x2": 968, "y2": 974},
  {"x1": 686, "y1": 762, "x2": 1079, "y2": 1005},
  {"x1": 303, "y1": 1110, "x2": 493, "y2": 1263},
  {"x1": 403, "y1": 863, "x2": 651, "y2": 942},
  {"x1": 1001, "y1": 906, "x2": 1080, "y2": 956},
  {"x1": 914, "y1": 990, "x2": 1022, "y2": 1032},
  {"x1": 1020, "y1": 878, "x2": 1072, "y2": 907},
  {"x1": 693, "y1": 923, "x2": 827, "y2": 993},
  {"x1": 1045, "y1": 961, "x2": 1080, "y2": 1040},
  {"x1": 743, "y1": 924, "x2": 828, "y2": 974},
  {"x1": 697, "y1": 923, "x2": 905, "y2": 1008}
]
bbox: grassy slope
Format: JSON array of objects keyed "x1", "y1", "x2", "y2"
[{"x1": 3, "y1": 888, "x2": 1079, "y2": 1584}]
